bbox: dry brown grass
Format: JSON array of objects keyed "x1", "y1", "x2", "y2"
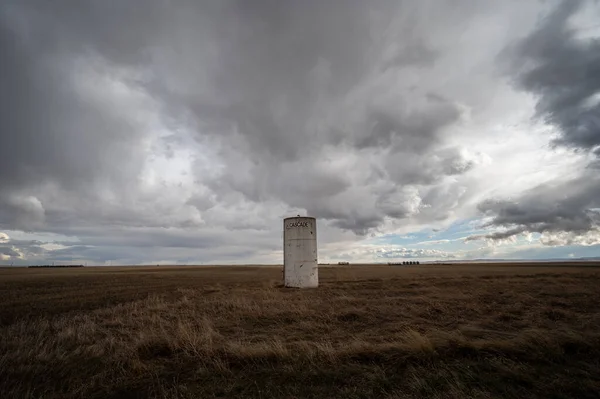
[{"x1": 1, "y1": 263, "x2": 600, "y2": 398}]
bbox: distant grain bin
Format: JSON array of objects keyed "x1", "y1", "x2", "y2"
[{"x1": 283, "y1": 216, "x2": 318, "y2": 288}]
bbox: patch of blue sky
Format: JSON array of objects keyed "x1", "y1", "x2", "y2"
[
  {"x1": 366, "y1": 232, "x2": 422, "y2": 246},
  {"x1": 435, "y1": 217, "x2": 489, "y2": 238},
  {"x1": 367, "y1": 217, "x2": 488, "y2": 247},
  {"x1": 363, "y1": 219, "x2": 568, "y2": 260}
]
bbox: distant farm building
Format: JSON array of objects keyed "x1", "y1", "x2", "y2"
[{"x1": 388, "y1": 261, "x2": 420, "y2": 266}]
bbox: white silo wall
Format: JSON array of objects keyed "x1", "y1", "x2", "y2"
[{"x1": 283, "y1": 216, "x2": 318, "y2": 288}]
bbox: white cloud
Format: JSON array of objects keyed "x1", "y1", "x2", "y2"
[{"x1": 540, "y1": 230, "x2": 600, "y2": 247}]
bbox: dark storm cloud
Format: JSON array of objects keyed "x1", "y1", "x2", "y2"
[
  {"x1": 506, "y1": 0, "x2": 600, "y2": 152},
  {"x1": 468, "y1": 172, "x2": 600, "y2": 242},
  {"x1": 471, "y1": 0, "x2": 600, "y2": 244}
]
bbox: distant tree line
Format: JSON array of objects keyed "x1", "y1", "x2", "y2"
[{"x1": 27, "y1": 265, "x2": 84, "y2": 268}]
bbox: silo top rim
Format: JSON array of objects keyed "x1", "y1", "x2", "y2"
[{"x1": 283, "y1": 216, "x2": 316, "y2": 221}]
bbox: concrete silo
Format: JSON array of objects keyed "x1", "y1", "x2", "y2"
[{"x1": 283, "y1": 216, "x2": 318, "y2": 288}]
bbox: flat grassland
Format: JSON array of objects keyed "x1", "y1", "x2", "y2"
[{"x1": 1, "y1": 263, "x2": 600, "y2": 398}]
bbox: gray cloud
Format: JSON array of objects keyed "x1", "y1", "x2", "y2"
[
  {"x1": 504, "y1": 0, "x2": 600, "y2": 152},
  {"x1": 0, "y1": 12, "x2": 149, "y2": 190},
  {"x1": 468, "y1": 172, "x2": 600, "y2": 243},
  {"x1": 0, "y1": 2, "x2": 169, "y2": 234},
  {"x1": 470, "y1": 0, "x2": 600, "y2": 244},
  {"x1": 0, "y1": 246, "x2": 21, "y2": 258},
  {"x1": 145, "y1": 0, "x2": 503, "y2": 234},
  {"x1": 1, "y1": 0, "x2": 487, "y2": 238},
  {"x1": 0, "y1": 194, "x2": 45, "y2": 232},
  {"x1": 2, "y1": 0, "x2": 588, "y2": 264}
]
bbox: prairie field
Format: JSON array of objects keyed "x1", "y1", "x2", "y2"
[{"x1": 1, "y1": 263, "x2": 600, "y2": 399}]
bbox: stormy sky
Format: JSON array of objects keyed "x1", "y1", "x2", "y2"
[{"x1": 1, "y1": 0, "x2": 599, "y2": 265}]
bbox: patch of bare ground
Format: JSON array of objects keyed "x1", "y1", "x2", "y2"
[{"x1": 1, "y1": 264, "x2": 600, "y2": 398}]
